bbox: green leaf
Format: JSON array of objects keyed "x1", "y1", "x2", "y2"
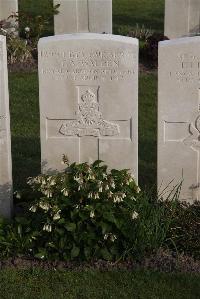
[
  {"x1": 100, "y1": 248, "x2": 113, "y2": 261},
  {"x1": 65, "y1": 223, "x2": 76, "y2": 232},
  {"x1": 92, "y1": 160, "x2": 104, "y2": 167},
  {"x1": 71, "y1": 245, "x2": 80, "y2": 258},
  {"x1": 84, "y1": 247, "x2": 91, "y2": 259},
  {"x1": 34, "y1": 249, "x2": 46, "y2": 259}
]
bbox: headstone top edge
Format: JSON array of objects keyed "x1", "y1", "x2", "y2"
[
  {"x1": 159, "y1": 36, "x2": 200, "y2": 48},
  {"x1": 38, "y1": 33, "x2": 138, "y2": 46}
]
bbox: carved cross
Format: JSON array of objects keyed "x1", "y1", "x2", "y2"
[{"x1": 47, "y1": 85, "x2": 131, "y2": 163}]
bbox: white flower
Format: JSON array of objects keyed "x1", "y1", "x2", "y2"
[
  {"x1": 105, "y1": 184, "x2": 109, "y2": 191},
  {"x1": 136, "y1": 186, "x2": 141, "y2": 193},
  {"x1": 104, "y1": 234, "x2": 108, "y2": 240},
  {"x1": 94, "y1": 192, "x2": 99, "y2": 199},
  {"x1": 98, "y1": 186, "x2": 103, "y2": 192},
  {"x1": 110, "y1": 234, "x2": 117, "y2": 242},
  {"x1": 39, "y1": 202, "x2": 50, "y2": 211},
  {"x1": 104, "y1": 233, "x2": 117, "y2": 242},
  {"x1": 61, "y1": 188, "x2": 69, "y2": 196},
  {"x1": 90, "y1": 211, "x2": 95, "y2": 218},
  {"x1": 88, "y1": 192, "x2": 93, "y2": 199},
  {"x1": 43, "y1": 224, "x2": 52, "y2": 232},
  {"x1": 102, "y1": 173, "x2": 107, "y2": 179},
  {"x1": 132, "y1": 211, "x2": 139, "y2": 220},
  {"x1": 121, "y1": 193, "x2": 126, "y2": 199},
  {"x1": 53, "y1": 210, "x2": 61, "y2": 220},
  {"x1": 113, "y1": 195, "x2": 123, "y2": 203},
  {"x1": 50, "y1": 179, "x2": 56, "y2": 186},
  {"x1": 24, "y1": 26, "x2": 30, "y2": 32},
  {"x1": 88, "y1": 174, "x2": 95, "y2": 180},
  {"x1": 42, "y1": 178, "x2": 46, "y2": 185},
  {"x1": 111, "y1": 181, "x2": 115, "y2": 189},
  {"x1": 29, "y1": 205, "x2": 37, "y2": 213},
  {"x1": 45, "y1": 190, "x2": 53, "y2": 198}
]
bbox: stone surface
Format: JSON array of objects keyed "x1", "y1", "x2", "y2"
[
  {"x1": 165, "y1": 0, "x2": 200, "y2": 39},
  {"x1": 0, "y1": 0, "x2": 18, "y2": 21},
  {"x1": 38, "y1": 33, "x2": 138, "y2": 179},
  {"x1": 0, "y1": 35, "x2": 12, "y2": 218},
  {"x1": 158, "y1": 36, "x2": 200, "y2": 202},
  {"x1": 54, "y1": 0, "x2": 112, "y2": 34}
]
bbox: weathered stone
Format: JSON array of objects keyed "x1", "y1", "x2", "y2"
[
  {"x1": 158, "y1": 36, "x2": 200, "y2": 202},
  {"x1": 54, "y1": 0, "x2": 112, "y2": 34},
  {"x1": 38, "y1": 33, "x2": 138, "y2": 180},
  {"x1": 165, "y1": 0, "x2": 200, "y2": 39},
  {"x1": 0, "y1": 35, "x2": 12, "y2": 218},
  {"x1": 0, "y1": 0, "x2": 18, "y2": 21}
]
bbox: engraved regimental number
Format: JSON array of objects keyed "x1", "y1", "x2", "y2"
[{"x1": 59, "y1": 89, "x2": 120, "y2": 137}]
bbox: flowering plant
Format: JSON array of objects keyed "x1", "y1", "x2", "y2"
[{"x1": 21, "y1": 159, "x2": 140, "y2": 261}]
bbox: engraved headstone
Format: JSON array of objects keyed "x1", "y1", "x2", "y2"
[
  {"x1": 158, "y1": 36, "x2": 200, "y2": 202},
  {"x1": 38, "y1": 33, "x2": 138, "y2": 179},
  {"x1": 165, "y1": 0, "x2": 200, "y2": 39},
  {"x1": 0, "y1": 35, "x2": 12, "y2": 218},
  {"x1": 0, "y1": 0, "x2": 18, "y2": 21},
  {"x1": 54, "y1": 0, "x2": 112, "y2": 35}
]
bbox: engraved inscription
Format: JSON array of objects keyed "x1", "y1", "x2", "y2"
[
  {"x1": 60, "y1": 89, "x2": 120, "y2": 137},
  {"x1": 39, "y1": 49, "x2": 136, "y2": 81},
  {"x1": 169, "y1": 53, "x2": 200, "y2": 83}
]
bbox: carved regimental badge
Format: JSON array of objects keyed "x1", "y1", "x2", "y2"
[{"x1": 59, "y1": 89, "x2": 120, "y2": 137}]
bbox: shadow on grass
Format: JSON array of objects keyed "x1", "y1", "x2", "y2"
[{"x1": 11, "y1": 136, "x2": 41, "y2": 190}]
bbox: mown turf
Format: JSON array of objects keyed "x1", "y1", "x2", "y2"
[
  {"x1": 0, "y1": 269, "x2": 199, "y2": 299},
  {"x1": 113, "y1": 0, "x2": 164, "y2": 32}
]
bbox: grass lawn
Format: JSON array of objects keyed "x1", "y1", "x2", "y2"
[{"x1": 0, "y1": 269, "x2": 199, "y2": 299}]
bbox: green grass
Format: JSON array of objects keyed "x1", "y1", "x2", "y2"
[
  {"x1": 9, "y1": 72, "x2": 157, "y2": 190},
  {"x1": 9, "y1": 72, "x2": 40, "y2": 190},
  {"x1": 113, "y1": 0, "x2": 164, "y2": 32},
  {"x1": 0, "y1": 269, "x2": 199, "y2": 299}
]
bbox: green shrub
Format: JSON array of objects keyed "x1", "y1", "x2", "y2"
[
  {"x1": 1, "y1": 161, "x2": 198, "y2": 263},
  {"x1": 1, "y1": 161, "x2": 141, "y2": 261},
  {"x1": 0, "y1": 19, "x2": 33, "y2": 65}
]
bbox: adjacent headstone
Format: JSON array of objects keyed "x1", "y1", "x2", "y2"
[
  {"x1": 0, "y1": 35, "x2": 12, "y2": 218},
  {"x1": 38, "y1": 33, "x2": 138, "y2": 179},
  {"x1": 0, "y1": 0, "x2": 18, "y2": 21},
  {"x1": 165, "y1": 0, "x2": 200, "y2": 39},
  {"x1": 54, "y1": 0, "x2": 112, "y2": 35},
  {"x1": 158, "y1": 36, "x2": 200, "y2": 202}
]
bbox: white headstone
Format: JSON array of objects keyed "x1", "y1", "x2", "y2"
[
  {"x1": 158, "y1": 36, "x2": 200, "y2": 202},
  {"x1": 0, "y1": 0, "x2": 18, "y2": 21},
  {"x1": 38, "y1": 33, "x2": 138, "y2": 179},
  {"x1": 165, "y1": 0, "x2": 200, "y2": 39},
  {"x1": 0, "y1": 35, "x2": 12, "y2": 218},
  {"x1": 54, "y1": 0, "x2": 112, "y2": 34}
]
